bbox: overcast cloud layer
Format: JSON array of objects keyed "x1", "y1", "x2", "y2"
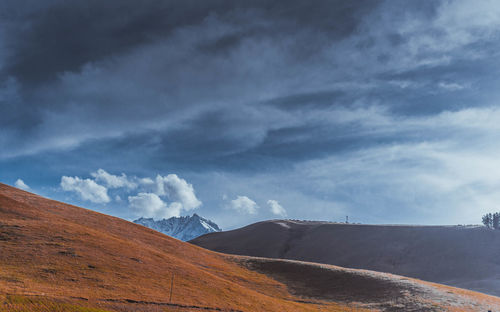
[{"x1": 2, "y1": 0, "x2": 500, "y2": 228}]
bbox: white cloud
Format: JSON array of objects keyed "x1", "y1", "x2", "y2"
[
  {"x1": 91, "y1": 168, "x2": 137, "y2": 189},
  {"x1": 58, "y1": 170, "x2": 202, "y2": 219},
  {"x1": 267, "y1": 199, "x2": 287, "y2": 217},
  {"x1": 128, "y1": 192, "x2": 180, "y2": 219},
  {"x1": 154, "y1": 174, "x2": 202, "y2": 211},
  {"x1": 14, "y1": 179, "x2": 30, "y2": 191},
  {"x1": 60, "y1": 176, "x2": 110, "y2": 203},
  {"x1": 139, "y1": 177, "x2": 154, "y2": 185},
  {"x1": 438, "y1": 82, "x2": 466, "y2": 91},
  {"x1": 229, "y1": 196, "x2": 258, "y2": 214}
]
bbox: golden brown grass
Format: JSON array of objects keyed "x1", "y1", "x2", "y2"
[
  {"x1": 0, "y1": 184, "x2": 362, "y2": 312},
  {"x1": 0, "y1": 294, "x2": 111, "y2": 312},
  {"x1": 1, "y1": 183, "x2": 498, "y2": 311}
]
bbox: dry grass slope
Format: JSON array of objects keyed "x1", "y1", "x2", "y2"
[
  {"x1": 191, "y1": 219, "x2": 500, "y2": 296},
  {"x1": 1, "y1": 184, "x2": 499, "y2": 311},
  {"x1": 0, "y1": 183, "x2": 360, "y2": 312}
]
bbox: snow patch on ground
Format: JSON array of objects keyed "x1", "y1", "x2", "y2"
[{"x1": 274, "y1": 221, "x2": 291, "y2": 229}]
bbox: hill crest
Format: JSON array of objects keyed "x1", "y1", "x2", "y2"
[{"x1": 191, "y1": 218, "x2": 500, "y2": 297}]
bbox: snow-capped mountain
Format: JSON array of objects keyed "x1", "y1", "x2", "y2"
[{"x1": 133, "y1": 214, "x2": 222, "y2": 241}]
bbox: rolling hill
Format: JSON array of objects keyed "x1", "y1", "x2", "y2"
[
  {"x1": 1, "y1": 183, "x2": 499, "y2": 311},
  {"x1": 190, "y1": 219, "x2": 500, "y2": 297}
]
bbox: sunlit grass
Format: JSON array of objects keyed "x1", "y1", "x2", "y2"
[
  {"x1": 0, "y1": 295, "x2": 110, "y2": 312},
  {"x1": 1, "y1": 184, "x2": 498, "y2": 311}
]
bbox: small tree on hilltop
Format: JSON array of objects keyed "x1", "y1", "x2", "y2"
[
  {"x1": 493, "y1": 212, "x2": 500, "y2": 230},
  {"x1": 482, "y1": 213, "x2": 493, "y2": 229}
]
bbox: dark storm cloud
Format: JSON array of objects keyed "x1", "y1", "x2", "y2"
[
  {"x1": 2, "y1": 0, "x2": 379, "y2": 84},
  {"x1": 3, "y1": 0, "x2": 224, "y2": 84},
  {"x1": 5, "y1": 0, "x2": 500, "y2": 227},
  {"x1": 0, "y1": 0, "x2": 498, "y2": 173},
  {"x1": 1, "y1": 0, "x2": 389, "y2": 161}
]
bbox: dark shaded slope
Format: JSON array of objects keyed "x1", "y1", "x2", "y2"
[
  {"x1": 234, "y1": 256, "x2": 500, "y2": 312},
  {"x1": 191, "y1": 220, "x2": 500, "y2": 296}
]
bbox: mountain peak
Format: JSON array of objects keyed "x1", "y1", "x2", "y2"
[{"x1": 133, "y1": 213, "x2": 221, "y2": 241}]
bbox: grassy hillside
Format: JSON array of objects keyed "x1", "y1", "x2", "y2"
[
  {"x1": 1, "y1": 184, "x2": 499, "y2": 311},
  {"x1": 191, "y1": 219, "x2": 500, "y2": 296},
  {"x1": 0, "y1": 184, "x2": 349, "y2": 312}
]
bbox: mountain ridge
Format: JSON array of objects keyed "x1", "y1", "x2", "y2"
[{"x1": 134, "y1": 213, "x2": 221, "y2": 241}]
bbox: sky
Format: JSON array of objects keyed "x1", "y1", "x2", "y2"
[{"x1": 2, "y1": 0, "x2": 500, "y2": 229}]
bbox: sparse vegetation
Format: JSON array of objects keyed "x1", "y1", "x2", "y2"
[{"x1": 482, "y1": 212, "x2": 500, "y2": 229}]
